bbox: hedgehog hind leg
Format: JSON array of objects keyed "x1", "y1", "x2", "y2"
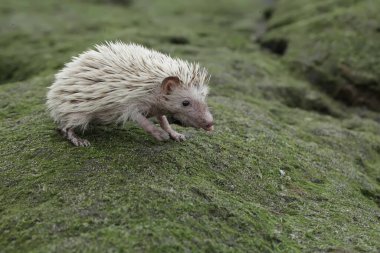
[
  {"x1": 56, "y1": 112, "x2": 92, "y2": 147},
  {"x1": 60, "y1": 127, "x2": 90, "y2": 147}
]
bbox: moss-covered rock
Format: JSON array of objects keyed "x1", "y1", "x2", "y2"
[
  {"x1": 0, "y1": 0, "x2": 379, "y2": 252},
  {"x1": 261, "y1": 0, "x2": 380, "y2": 110}
]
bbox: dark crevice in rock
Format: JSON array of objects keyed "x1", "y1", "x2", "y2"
[
  {"x1": 190, "y1": 187, "x2": 212, "y2": 202},
  {"x1": 168, "y1": 36, "x2": 190, "y2": 45},
  {"x1": 254, "y1": 1, "x2": 288, "y2": 56},
  {"x1": 304, "y1": 65, "x2": 380, "y2": 111},
  {"x1": 374, "y1": 145, "x2": 380, "y2": 155},
  {"x1": 263, "y1": 8, "x2": 274, "y2": 21},
  {"x1": 261, "y1": 86, "x2": 340, "y2": 117},
  {"x1": 259, "y1": 38, "x2": 288, "y2": 56},
  {"x1": 360, "y1": 188, "x2": 380, "y2": 208}
]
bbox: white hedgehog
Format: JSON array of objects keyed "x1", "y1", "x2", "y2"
[{"x1": 46, "y1": 42, "x2": 214, "y2": 146}]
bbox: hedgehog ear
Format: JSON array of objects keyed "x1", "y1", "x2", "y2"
[{"x1": 161, "y1": 76, "x2": 180, "y2": 95}]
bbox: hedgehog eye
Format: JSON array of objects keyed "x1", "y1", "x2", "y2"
[{"x1": 182, "y1": 100, "x2": 190, "y2": 107}]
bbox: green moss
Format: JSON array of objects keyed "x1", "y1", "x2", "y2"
[
  {"x1": 263, "y1": 0, "x2": 380, "y2": 109},
  {"x1": 0, "y1": 0, "x2": 380, "y2": 252}
]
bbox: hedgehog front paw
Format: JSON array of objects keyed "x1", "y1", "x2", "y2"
[
  {"x1": 152, "y1": 129, "x2": 170, "y2": 141},
  {"x1": 169, "y1": 131, "x2": 186, "y2": 142},
  {"x1": 77, "y1": 139, "x2": 91, "y2": 147},
  {"x1": 71, "y1": 137, "x2": 91, "y2": 147}
]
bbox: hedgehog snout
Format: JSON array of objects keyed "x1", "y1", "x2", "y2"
[
  {"x1": 204, "y1": 121, "x2": 214, "y2": 131},
  {"x1": 202, "y1": 111, "x2": 214, "y2": 131}
]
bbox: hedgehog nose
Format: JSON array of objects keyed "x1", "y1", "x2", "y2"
[
  {"x1": 205, "y1": 122, "x2": 214, "y2": 131},
  {"x1": 206, "y1": 122, "x2": 213, "y2": 128}
]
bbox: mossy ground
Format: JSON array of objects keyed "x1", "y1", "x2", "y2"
[
  {"x1": 261, "y1": 0, "x2": 380, "y2": 109},
  {"x1": 0, "y1": 0, "x2": 379, "y2": 252}
]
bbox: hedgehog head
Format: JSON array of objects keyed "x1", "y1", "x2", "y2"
[{"x1": 160, "y1": 76, "x2": 214, "y2": 131}]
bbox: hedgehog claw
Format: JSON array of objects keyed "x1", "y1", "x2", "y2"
[
  {"x1": 77, "y1": 139, "x2": 91, "y2": 147},
  {"x1": 60, "y1": 127, "x2": 91, "y2": 147},
  {"x1": 170, "y1": 132, "x2": 186, "y2": 142}
]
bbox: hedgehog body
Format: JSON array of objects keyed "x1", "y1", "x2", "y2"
[{"x1": 46, "y1": 42, "x2": 213, "y2": 146}]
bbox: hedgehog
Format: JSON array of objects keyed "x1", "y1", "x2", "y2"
[{"x1": 46, "y1": 42, "x2": 214, "y2": 146}]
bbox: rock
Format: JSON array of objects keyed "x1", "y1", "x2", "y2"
[
  {"x1": 0, "y1": 0, "x2": 379, "y2": 252},
  {"x1": 261, "y1": 0, "x2": 380, "y2": 111}
]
